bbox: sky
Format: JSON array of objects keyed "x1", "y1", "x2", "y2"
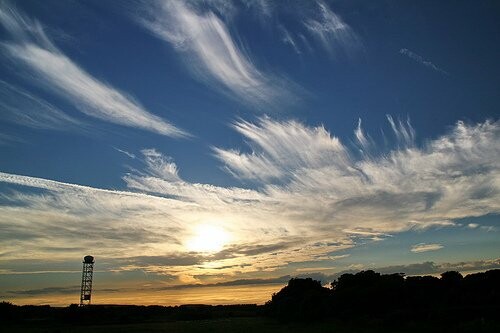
[{"x1": 0, "y1": 0, "x2": 499, "y2": 306}]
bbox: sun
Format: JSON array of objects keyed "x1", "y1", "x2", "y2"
[{"x1": 186, "y1": 224, "x2": 229, "y2": 253}]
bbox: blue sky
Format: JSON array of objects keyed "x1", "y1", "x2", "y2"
[{"x1": 0, "y1": 0, "x2": 499, "y2": 305}]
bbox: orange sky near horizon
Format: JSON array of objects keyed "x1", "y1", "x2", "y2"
[{"x1": 2, "y1": 284, "x2": 285, "y2": 307}]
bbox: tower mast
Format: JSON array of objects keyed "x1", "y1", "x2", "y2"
[{"x1": 80, "y1": 255, "x2": 94, "y2": 306}]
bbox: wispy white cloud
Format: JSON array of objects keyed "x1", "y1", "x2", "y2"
[
  {"x1": 480, "y1": 226, "x2": 497, "y2": 232},
  {"x1": 410, "y1": 243, "x2": 444, "y2": 253},
  {"x1": 0, "y1": 171, "x2": 188, "y2": 261},
  {"x1": 304, "y1": 1, "x2": 361, "y2": 56},
  {"x1": 213, "y1": 116, "x2": 347, "y2": 182},
  {"x1": 242, "y1": 0, "x2": 273, "y2": 17},
  {"x1": 400, "y1": 48, "x2": 449, "y2": 75},
  {"x1": 0, "y1": 80, "x2": 82, "y2": 130},
  {"x1": 200, "y1": 0, "x2": 238, "y2": 19},
  {"x1": 279, "y1": 25, "x2": 301, "y2": 55},
  {"x1": 0, "y1": 117, "x2": 499, "y2": 284},
  {"x1": 354, "y1": 118, "x2": 372, "y2": 152},
  {"x1": 0, "y1": 3, "x2": 187, "y2": 137},
  {"x1": 386, "y1": 114, "x2": 416, "y2": 147},
  {"x1": 139, "y1": 148, "x2": 181, "y2": 182},
  {"x1": 138, "y1": 0, "x2": 297, "y2": 108},
  {"x1": 298, "y1": 33, "x2": 314, "y2": 53},
  {"x1": 0, "y1": 169, "x2": 332, "y2": 284},
  {"x1": 113, "y1": 147, "x2": 136, "y2": 159},
  {"x1": 215, "y1": 117, "x2": 500, "y2": 234}
]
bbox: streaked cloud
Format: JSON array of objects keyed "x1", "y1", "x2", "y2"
[
  {"x1": 214, "y1": 117, "x2": 500, "y2": 235},
  {"x1": 410, "y1": 243, "x2": 444, "y2": 253},
  {"x1": 304, "y1": 1, "x2": 362, "y2": 56},
  {"x1": 242, "y1": 0, "x2": 273, "y2": 18},
  {"x1": 386, "y1": 114, "x2": 416, "y2": 147},
  {"x1": 138, "y1": 0, "x2": 297, "y2": 108},
  {"x1": 354, "y1": 118, "x2": 372, "y2": 152},
  {"x1": 1, "y1": 117, "x2": 498, "y2": 285},
  {"x1": 279, "y1": 25, "x2": 301, "y2": 55},
  {"x1": 400, "y1": 48, "x2": 449, "y2": 75},
  {"x1": 0, "y1": 171, "x2": 188, "y2": 263},
  {"x1": 5, "y1": 286, "x2": 80, "y2": 296},
  {"x1": 0, "y1": 3, "x2": 187, "y2": 137},
  {"x1": 114, "y1": 147, "x2": 136, "y2": 159},
  {"x1": 139, "y1": 148, "x2": 181, "y2": 182},
  {"x1": 480, "y1": 226, "x2": 496, "y2": 232},
  {"x1": 213, "y1": 116, "x2": 347, "y2": 182},
  {"x1": 0, "y1": 80, "x2": 82, "y2": 130}
]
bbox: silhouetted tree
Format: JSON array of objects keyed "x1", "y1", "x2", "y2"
[
  {"x1": 265, "y1": 278, "x2": 331, "y2": 321},
  {"x1": 268, "y1": 269, "x2": 500, "y2": 322},
  {"x1": 330, "y1": 270, "x2": 406, "y2": 318},
  {"x1": 441, "y1": 271, "x2": 463, "y2": 284}
]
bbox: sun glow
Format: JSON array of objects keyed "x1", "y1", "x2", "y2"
[{"x1": 186, "y1": 224, "x2": 230, "y2": 253}]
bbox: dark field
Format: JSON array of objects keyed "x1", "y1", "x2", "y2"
[{"x1": 5, "y1": 317, "x2": 500, "y2": 333}]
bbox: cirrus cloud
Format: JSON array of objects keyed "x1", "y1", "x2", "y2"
[
  {"x1": 137, "y1": 0, "x2": 300, "y2": 109},
  {"x1": 0, "y1": 2, "x2": 187, "y2": 137},
  {"x1": 410, "y1": 243, "x2": 444, "y2": 253},
  {"x1": 0, "y1": 117, "x2": 499, "y2": 284}
]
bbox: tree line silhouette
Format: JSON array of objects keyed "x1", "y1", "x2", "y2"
[{"x1": 266, "y1": 269, "x2": 500, "y2": 322}]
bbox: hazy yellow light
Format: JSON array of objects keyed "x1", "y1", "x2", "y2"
[{"x1": 186, "y1": 224, "x2": 229, "y2": 253}]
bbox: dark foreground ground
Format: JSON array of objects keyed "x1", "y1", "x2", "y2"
[
  {"x1": 4, "y1": 317, "x2": 500, "y2": 333},
  {"x1": 2, "y1": 302, "x2": 499, "y2": 333}
]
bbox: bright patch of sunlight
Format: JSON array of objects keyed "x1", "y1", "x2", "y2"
[{"x1": 186, "y1": 224, "x2": 230, "y2": 253}]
